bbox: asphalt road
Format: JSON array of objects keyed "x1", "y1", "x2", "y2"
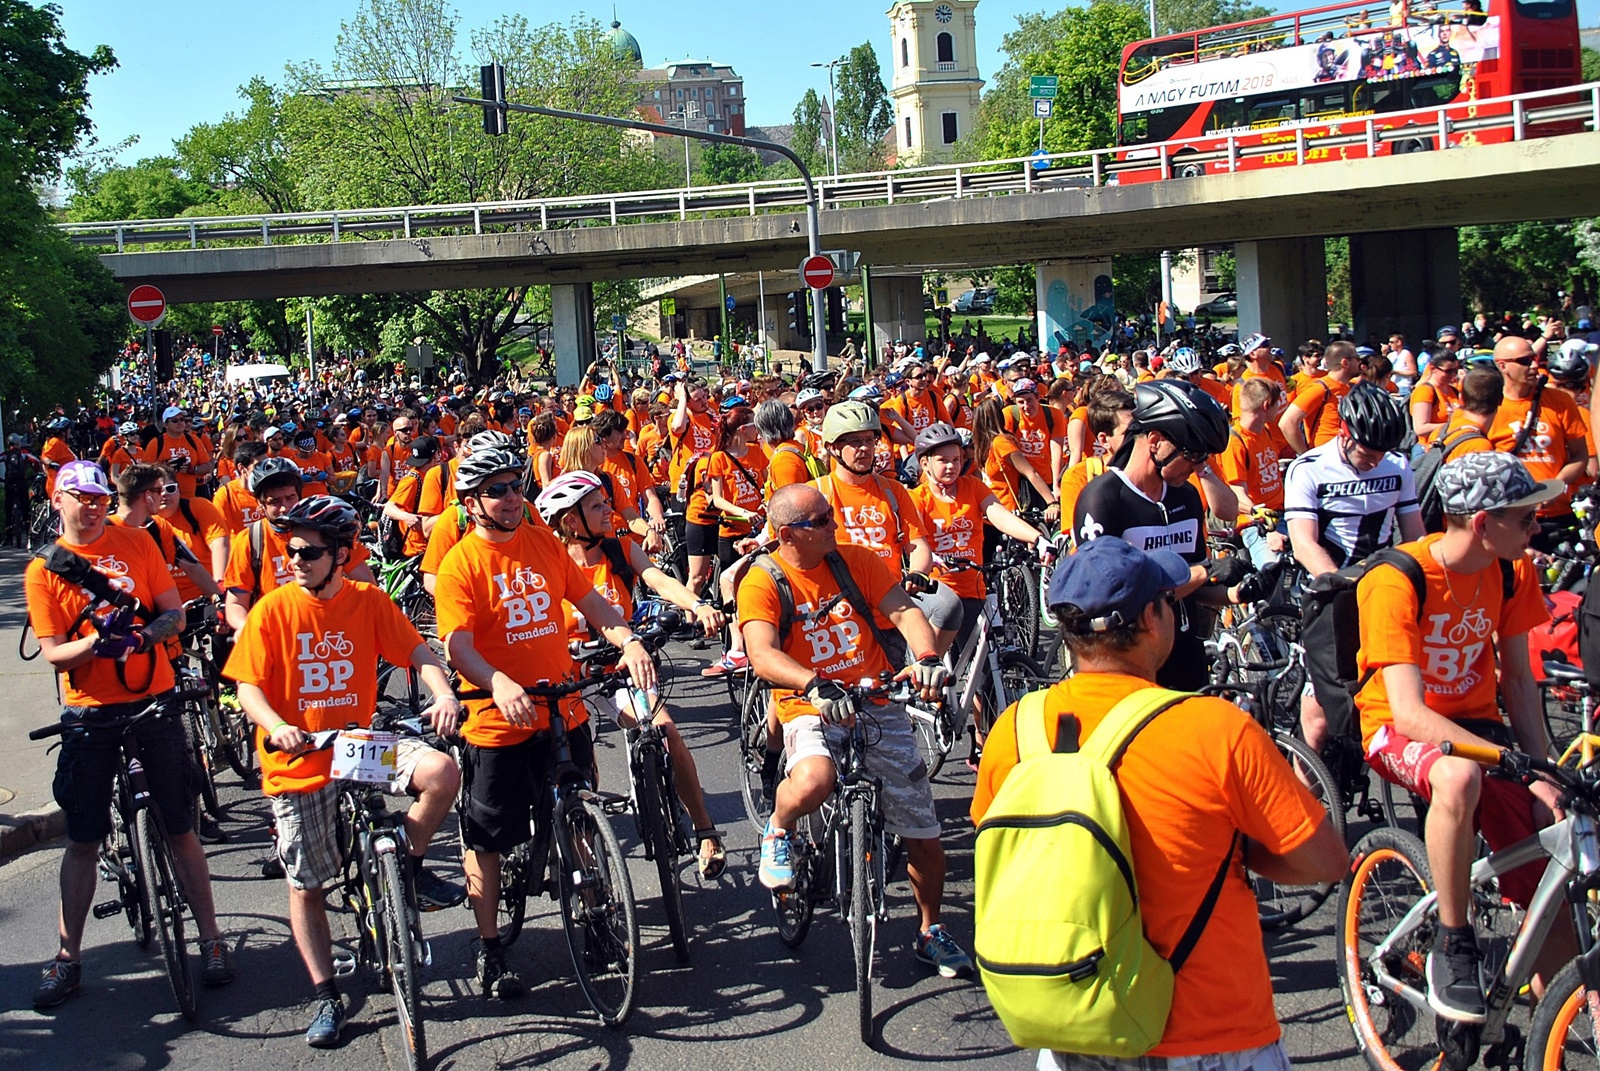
[{"x1": 0, "y1": 636, "x2": 1374, "y2": 1071}]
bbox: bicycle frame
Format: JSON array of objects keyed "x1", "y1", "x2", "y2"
[
  {"x1": 949, "y1": 593, "x2": 1019, "y2": 717},
  {"x1": 1367, "y1": 812, "x2": 1600, "y2": 1046},
  {"x1": 338, "y1": 785, "x2": 428, "y2": 972}
]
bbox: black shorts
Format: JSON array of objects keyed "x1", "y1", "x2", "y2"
[
  {"x1": 458, "y1": 723, "x2": 595, "y2": 854},
  {"x1": 53, "y1": 697, "x2": 193, "y2": 844},
  {"x1": 685, "y1": 519, "x2": 720, "y2": 557}
]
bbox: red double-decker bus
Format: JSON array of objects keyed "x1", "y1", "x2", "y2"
[{"x1": 1115, "y1": 0, "x2": 1581, "y2": 180}]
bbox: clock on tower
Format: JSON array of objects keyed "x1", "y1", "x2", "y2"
[{"x1": 888, "y1": 0, "x2": 984, "y2": 163}]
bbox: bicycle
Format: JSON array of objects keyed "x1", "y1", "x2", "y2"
[
  {"x1": 489, "y1": 671, "x2": 640, "y2": 1026},
  {"x1": 265, "y1": 716, "x2": 433, "y2": 1071},
  {"x1": 771, "y1": 676, "x2": 912, "y2": 1046},
  {"x1": 30, "y1": 698, "x2": 197, "y2": 1020},
  {"x1": 1338, "y1": 738, "x2": 1600, "y2": 1071}
]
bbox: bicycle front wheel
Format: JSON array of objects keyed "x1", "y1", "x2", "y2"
[
  {"x1": 849, "y1": 794, "x2": 877, "y2": 1046},
  {"x1": 222, "y1": 703, "x2": 257, "y2": 783},
  {"x1": 1337, "y1": 826, "x2": 1439, "y2": 1071},
  {"x1": 497, "y1": 841, "x2": 531, "y2": 946},
  {"x1": 995, "y1": 563, "x2": 1040, "y2": 658},
  {"x1": 907, "y1": 701, "x2": 949, "y2": 782},
  {"x1": 1528, "y1": 957, "x2": 1600, "y2": 1070},
  {"x1": 378, "y1": 850, "x2": 427, "y2": 1071},
  {"x1": 637, "y1": 746, "x2": 690, "y2": 964},
  {"x1": 559, "y1": 798, "x2": 639, "y2": 1026},
  {"x1": 134, "y1": 807, "x2": 196, "y2": 1020},
  {"x1": 1256, "y1": 732, "x2": 1344, "y2": 931},
  {"x1": 738, "y1": 684, "x2": 775, "y2": 834},
  {"x1": 186, "y1": 703, "x2": 222, "y2": 819}
]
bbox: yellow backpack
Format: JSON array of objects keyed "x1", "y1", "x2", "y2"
[{"x1": 974, "y1": 686, "x2": 1238, "y2": 1057}]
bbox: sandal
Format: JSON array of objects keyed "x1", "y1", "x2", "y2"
[{"x1": 696, "y1": 828, "x2": 727, "y2": 880}]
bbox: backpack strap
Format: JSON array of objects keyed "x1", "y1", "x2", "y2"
[
  {"x1": 1368, "y1": 547, "x2": 1428, "y2": 625},
  {"x1": 247, "y1": 519, "x2": 266, "y2": 604},
  {"x1": 752, "y1": 554, "x2": 795, "y2": 645},
  {"x1": 1500, "y1": 557, "x2": 1516, "y2": 601},
  {"x1": 1511, "y1": 376, "x2": 1546, "y2": 456},
  {"x1": 599, "y1": 536, "x2": 637, "y2": 594},
  {"x1": 823, "y1": 550, "x2": 900, "y2": 660},
  {"x1": 178, "y1": 496, "x2": 199, "y2": 534},
  {"x1": 1228, "y1": 428, "x2": 1251, "y2": 473},
  {"x1": 1013, "y1": 690, "x2": 1053, "y2": 762}
]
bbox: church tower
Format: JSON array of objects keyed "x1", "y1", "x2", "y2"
[{"x1": 887, "y1": 0, "x2": 983, "y2": 164}]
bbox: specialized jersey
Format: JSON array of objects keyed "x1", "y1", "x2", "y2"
[{"x1": 1283, "y1": 439, "x2": 1420, "y2": 567}]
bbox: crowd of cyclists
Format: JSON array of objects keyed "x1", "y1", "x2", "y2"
[{"x1": 16, "y1": 300, "x2": 1600, "y2": 1066}]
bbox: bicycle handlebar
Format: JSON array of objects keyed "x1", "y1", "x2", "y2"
[
  {"x1": 29, "y1": 696, "x2": 171, "y2": 741},
  {"x1": 1439, "y1": 740, "x2": 1506, "y2": 767}
]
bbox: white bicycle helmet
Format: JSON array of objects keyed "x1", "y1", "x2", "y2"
[
  {"x1": 467, "y1": 429, "x2": 515, "y2": 453},
  {"x1": 795, "y1": 388, "x2": 826, "y2": 408},
  {"x1": 1167, "y1": 347, "x2": 1203, "y2": 376},
  {"x1": 535, "y1": 471, "x2": 605, "y2": 524}
]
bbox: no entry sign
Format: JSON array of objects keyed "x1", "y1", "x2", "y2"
[
  {"x1": 800, "y1": 254, "x2": 835, "y2": 290},
  {"x1": 127, "y1": 284, "x2": 167, "y2": 326}
]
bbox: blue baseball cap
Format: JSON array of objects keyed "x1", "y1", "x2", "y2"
[{"x1": 1048, "y1": 537, "x2": 1190, "y2": 632}]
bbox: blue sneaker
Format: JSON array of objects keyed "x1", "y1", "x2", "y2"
[
  {"x1": 759, "y1": 822, "x2": 794, "y2": 890},
  {"x1": 915, "y1": 924, "x2": 973, "y2": 978},
  {"x1": 305, "y1": 996, "x2": 346, "y2": 1048}
]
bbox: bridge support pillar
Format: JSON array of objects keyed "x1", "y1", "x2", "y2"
[
  {"x1": 1349, "y1": 228, "x2": 1460, "y2": 346},
  {"x1": 551, "y1": 282, "x2": 594, "y2": 387},
  {"x1": 1234, "y1": 238, "x2": 1327, "y2": 346},
  {"x1": 868, "y1": 273, "x2": 925, "y2": 361},
  {"x1": 1036, "y1": 259, "x2": 1113, "y2": 353}
]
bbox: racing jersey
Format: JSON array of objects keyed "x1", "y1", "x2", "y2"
[{"x1": 1283, "y1": 439, "x2": 1419, "y2": 568}]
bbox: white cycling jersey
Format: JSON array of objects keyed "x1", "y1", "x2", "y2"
[{"x1": 1283, "y1": 439, "x2": 1419, "y2": 568}]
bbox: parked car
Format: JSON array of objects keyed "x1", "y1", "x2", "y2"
[
  {"x1": 1194, "y1": 292, "x2": 1237, "y2": 318},
  {"x1": 954, "y1": 287, "x2": 997, "y2": 315}
]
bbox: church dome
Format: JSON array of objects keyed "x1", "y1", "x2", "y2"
[{"x1": 608, "y1": 20, "x2": 642, "y2": 64}]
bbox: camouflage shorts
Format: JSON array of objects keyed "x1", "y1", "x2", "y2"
[
  {"x1": 1039, "y1": 1041, "x2": 1292, "y2": 1071},
  {"x1": 782, "y1": 704, "x2": 939, "y2": 840}
]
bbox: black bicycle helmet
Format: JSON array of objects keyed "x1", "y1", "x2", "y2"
[
  {"x1": 1128, "y1": 380, "x2": 1230, "y2": 457},
  {"x1": 455, "y1": 447, "x2": 524, "y2": 492},
  {"x1": 1338, "y1": 381, "x2": 1408, "y2": 453},
  {"x1": 914, "y1": 421, "x2": 963, "y2": 457},
  {"x1": 270, "y1": 494, "x2": 360, "y2": 548},
  {"x1": 248, "y1": 456, "x2": 304, "y2": 495}
]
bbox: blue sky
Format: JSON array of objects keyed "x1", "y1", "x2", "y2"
[{"x1": 58, "y1": 0, "x2": 1600, "y2": 169}]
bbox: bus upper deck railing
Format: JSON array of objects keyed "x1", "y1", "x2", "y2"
[{"x1": 58, "y1": 80, "x2": 1600, "y2": 254}]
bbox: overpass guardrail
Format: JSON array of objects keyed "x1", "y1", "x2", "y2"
[{"x1": 59, "y1": 81, "x2": 1600, "y2": 253}]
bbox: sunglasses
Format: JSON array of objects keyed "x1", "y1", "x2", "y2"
[
  {"x1": 478, "y1": 479, "x2": 524, "y2": 501},
  {"x1": 64, "y1": 490, "x2": 111, "y2": 507},
  {"x1": 1498, "y1": 356, "x2": 1536, "y2": 367},
  {"x1": 393, "y1": 424, "x2": 416, "y2": 434},
  {"x1": 284, "y1": 542, "x2": 333, "y2": 562},
  {"x1": 786, "y1": 512, "x2": 836, "y2": 530},
  {"x1": 801, "y1": 404, "x2": 827, "y2": 414},
  {"x1": 1489, "y1": 508, "x2": 1539, "y2": 531}
]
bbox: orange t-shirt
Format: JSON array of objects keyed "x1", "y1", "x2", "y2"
[
  {"x1": 212, "y1": 481, "x2": 264, "y2": 535},
  {"x1": 705, "y1": 448, "x2": 768, "y2": 537},
  {"x1": 1356, "y1": 535, "x2": 1547, "y2": 750},
  {"x1": 981, "y1": 434, "x2": 1024, "y2": 512},
  {"x1": 41, "y1": 437, "x2": 76, "y2": 497},
  {"x1": 162, "y1": 496, "x2": 227, "y2": 601},
  {"x1": 1287, "y1": 376, "x2": 1349, "y2": 447},
  {"x1": 288, "y1": 449, "x2": 333, "y2": 498},
  {"x1": 389, "y1": 471, "x2": 431, "y2": 558},
  {"x1": 563, "y1": 551, "x2": 635, "y2": 641},
  {"x1": 1196, "y1": 375, "x2": 1231, "y2": 410},
  {"x1": 1487, "y1": 387, "x2": 1590, "y2": 514},
  {"x1": 882, "y1": 388, "x2": 949, "y2": 437},
  {"x1": 223, "y1": 522, "x2": 370, "y2": 601},
  {"x1": 420, "y1": 507, "x2": 466, "y2": 576},
  {"x1": 417, "y1": 459, "x2": 459, "y2": 517},
  {"x1": 765, "y1": 443, "x2": 814, "y2": 493},
  {"x1": 1059, "y1": 457, "x2": 1107, "y2": 540},
  {"x1": 224, "y1": 579, "x2": 424, "y2": 795},
  {"x1": 141, "y1": 432, "x2": 212, "y2": 499},
  {"x1": 736, "y1": 543, "x2": 900, "y2": 723},
  {"x1": 1002, "y1": 405, "x2": 1064, "y2": 469},
  {"x1": 668, "y1": 410, "x2": 718, "y2": 493},
  {"x1": 1408, "y1": 379, "x2": 1460, "y2": 444},
  {"x1": 1216, "y1": 422, "x2": 1291, "y2": 517},
  {"x1": 1435, "y1": 412, "x2": 1494, "y2": 456},
  {"x1": 601, "y1": 450, "x2": 651, "y2": 518},
  {"x1": 970, "y1": 672, "x2": 1326, "y2": 1058},
  {"x1": 24, "y1": 526, "x2": 178, "y2": 706},
  {"x1": 1231, "y1": 365, "x2": 1288, "y2": 416},
  {"x1": 810, "y1": 473, "x2": 926, "y2": 582},
  {"x1": 382, "y1": 441, "x2": 414, "y2": 497},
  {"x1": 636, "y1": 423, "x2": 670, "y2": 484},
  {"x1": 433, "y1": 523, "x2": 593, "y2": 746},
  {"x1": 911, "y1": 476, "x2": 990, "y2": 599}
]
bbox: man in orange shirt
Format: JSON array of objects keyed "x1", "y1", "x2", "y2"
[
  {"x1": 226, "y1": 495, "x2": 462, "y2": 1047},
  {"x1": 1231, "y1": 333, "x2": 1286, "y2": 416},
  {"x1": 142, "y1": 407, "x2": 214, "y2": 499},
  {"x1": 1001, "y1": 379, "x2": 1066, "y2": 511},
  {"x1": 880, "y1": 360, "x2": 950, "y2": 439},
  {"x1": 285, "y1": 428, "x2": 333, "y2": 497},
  {"x1": 382, "y1": 435, "x2": 445, "y2": 560},
  {"x1": 1279, "y1": 339, "x2": 1360, "y2": 453},
  {"x1": 739, "y1": 482, "x2": 970, "y2": 978},
  {"x1": 40, "y1": 416, "x2": 76, "y2": 497},
  {"x1": 213, "y1": 442, "x2": 269, "y2": 535},
  {"x1": 25, "y1": 461, "x2": 235, "y2": 1009},
  {"x1": 973, "y1": 537, "x2": 1341, "y2": 1065},
  {"x1": 1356, "y1": 452, "x2": 1565, "y2": 1023},
  {"x1": 434, "y1": 447, "x2": 656, "y2": 1001},
  {"x1": 1488, "y1": 335, "x2": 1589, "y2": 550},
  {"x1": 1218, "y1": 378, "x2": 1294, "y2": 568}
]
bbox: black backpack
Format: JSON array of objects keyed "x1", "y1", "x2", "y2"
[
  {"x1": 1301, "y1": 547, "x2": 1514, "y2": 741},
  {"x1": 1413, "y1": 425, "x2": 1488, "y2": 534}
]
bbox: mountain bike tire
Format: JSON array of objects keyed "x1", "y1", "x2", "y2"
[
  {"x1": 638, "y1": 745, "x2": 690, "y2": 964},
  {"x1": 497, "y1": 841, "x2": 530, "y2": 946},
  {"x1": 379, "y1": 850, "x2": 427, "y2": 1071},
  {"x1": 849, "y1": 794, "x2": 876, "y2": 1046},
  {"x1": 738, "y1": 683, "x2": 774, "y2": 833},
  {"x1": 559, "y1": 798, "x2": 638, "y2": 1026},
  {"x1": 135, "y1": 807, "x2": 196, "y2": 1020},
  {"x1": 1256, "y1": 732, "x2": 1343, "y2": 931}
]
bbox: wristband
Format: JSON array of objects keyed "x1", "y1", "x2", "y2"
[
  {"x1": 266, "y1": 719, "x2": 288, "y2": 735},
  {"x1": 915, "y1": 651, "x2": 939, "y2": 662},
  {"x1": 621, "y1": 635, "x2": 644, "y2": 650}
]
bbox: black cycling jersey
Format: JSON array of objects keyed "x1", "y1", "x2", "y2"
[{"x1": 1073, "y1": 467, "x2": 1209, "y2": 690}]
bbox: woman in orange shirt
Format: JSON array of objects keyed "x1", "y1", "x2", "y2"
[{"x1": 973, "y1": 398, "x2": 1054, "y2": 518}]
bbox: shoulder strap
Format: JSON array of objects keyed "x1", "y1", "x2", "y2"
[
  {"x1": 1438, "y1": 424, "x2": 1486, "y2": 460},
  {"x1": 248, "y1": 519, "x2": 266, "y2": 604},
  {"x1": 1500, "y1": 557, "x2": 1516, "y2": 601},
  {"x1": 599, "y1": 536, "x2": 637, "y2": 593},
  {"x1": 1368, "y1": 546, "x2": 1428, "y2": 624},
  {"x1": 823, "y1": 549, "x2": 901, "y2": 660},
  {"x1": 1013, "y1": 690, "x2": 1054, "y2": 762},
  {"x1": 753, "y1": 554, "x2": 795, "y2": 645},
  {"x1": 1512, "y1": 377, "x2": 1546, "y2": 455},
  {"x1": 1229, "y1": 428, "x2": 1251, "y2": 472},
  {"x1": 178, "y1": 497, "x2": 199, "y2": 534},
  {"x1": 871, "y1": 474, "x2": 903, "y2": 541}
]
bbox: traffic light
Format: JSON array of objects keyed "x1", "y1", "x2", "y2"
[
  {"x1": 480, "y1": 63, "x2": 507, "y2": 136},
  {"x1": 787, "y1": 291, "x2": 810, "y2": 337},
  {"x1": 825, "y1": 287, "x2": 845, "y2": 336},
  {"x1": 154, "y1": 329, "x2": 175, "y2": 383}
]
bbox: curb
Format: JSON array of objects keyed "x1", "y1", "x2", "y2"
[{"x1": 0, "y1": 804, "x2": 65, "y2": 860}]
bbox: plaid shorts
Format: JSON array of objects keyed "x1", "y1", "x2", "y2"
[
  {"x1": 1039, "y1": 1040, "x2": 1292, "y2": 1071},
  {"x1": 782, "y1": 704, "x2": 939, "y2": 840},
  {"x1": 270, "y1": 737, "x2": 431, "y2": 891}
]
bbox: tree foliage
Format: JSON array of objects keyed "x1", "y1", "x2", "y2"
[
  {"x1": 695, "y1": 141, "x2": 761, "y2": 186},
  {"x1": 1152, "y1": 0, "x2": 1274, "y2": 38},
  {"x1": 176, "y1": 78, "x2": 304, "y2": 214},
  {"x1": 62, "y1": 156, "x2": 216, "y2": 222},
  {"x1": 833, "y1": 42, "x2": 893, "y2": 172},
  {"x1": 1460, "y1": 223, "x2": 1598, "y2": 316},
  {"x1": 791, "y1": 88, "x2": 827, "y2": 175}
]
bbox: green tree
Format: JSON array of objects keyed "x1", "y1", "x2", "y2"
[
  {"x1": 62, "y1": 155, "x2": 217, "y2": 222},
  {"x1": 695, "y1": 141, "x2": 761, "y2": 186},
  {"x1": 791, "y1": 88, "x2": 827, "y2": 175},
  {"x1": 991, "y1": 264, "x2": 1038, "y2": 316},
  {"x1": 977, "y1": 0, "x2": 1149, "y2": 160},
  {"x1": 175, "y1": 77, "x2": 304, "y2": 214},
  {"x1": 1459, "y1": 222, "x2": 1597, "y2": 317},
  {"x1": 1152, "y1": 0, "x2": 1274, "y2": 37},
  {"x1": 0, "y1": 1, "x2": 116, "y2": 184},
  {"x1": 1582, "y1": 47, "x2": 1600, "y2": 84},
  {"x1": 833, "y1": 42, "x2": 893, "y2": 172}
]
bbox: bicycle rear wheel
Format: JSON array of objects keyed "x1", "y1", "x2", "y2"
[
  {"x1": 221, "y1": 701, "x2": 257, "y2": 783},
  {"x1": 1528, "y1": 957, "x2": 1600, "y2": 1070},
  {"x1": 185, "y1": 702, "x2": 222, "y2": 819},
  {"x1": 995, "y1": 563, "x2": 1040, "y2": 658},
  {"x1": 907, "y1": 701, "x2": 950, "y2": 781},
  {"x1": 1256, "y1": 733, "x2": 1344, "y2": 930},
  {"x1": 738, "y1": 684, "x2": 775, "y2": 833},
  {"x1": 497, "y1": 841, "x2": 531, "y2": 946},
  {"x1": 849, "y1": 794, "x2": 877, "y2": 1046},
  {"x1": 378, "y1": 850, "x2": 427, "y2": 1071},
  {"x1": 559, "y1": 798, "x2": 638, "y2": 1026},
  {"x1": 134, "y1": 808, "x2": 196, "y2": 1020},
  {"x1": 637, "y1": 745, "x2": 690, "y2": 964},
  {"x1": 1337, "y1": 826, "x2": 1439, "y2": 1071},
  {"x1": 773, "y1": 813, "x2": 819, "y2": 948}
]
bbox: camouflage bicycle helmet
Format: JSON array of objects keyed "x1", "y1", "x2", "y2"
[{"x1": 1338, "y1": 382, "x2": 1408, "y2": 453}]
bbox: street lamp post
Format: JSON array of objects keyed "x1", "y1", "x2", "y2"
[
  {"x1": 456, "y1": 86, "x2": 831, "y2": 369},
  {"x1": 668, "y1": 102, "x2": 698, "y2": 188},
  {"x1": 810, "y1": 59, "x2": 841, "y2": 177}
]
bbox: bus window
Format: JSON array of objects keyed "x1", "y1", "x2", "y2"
[
  {"x1": 1248, "y1": 96, "x2": 1296, "y2": 126},
  {"x1": 1407, "y1": 72, "x2": 1464, "y2": 108},
  {"x1": 1125, "y1": 37, "x2": 1196, "y2": 82},
  {"x1": 1368, "y1": 81, "x2": 1408, "y2": 113},
  {"x1": 1120, "y1": 115, "x2": 1149, "y2": 144},
  {"x1": 1146, "y1": 107, "x2": 1194, "y2": 142},
  {"x1": 1298, "y1": 87, "x2": 1350, "y2": 119},
  {"x1": 1514, "y1": 0, "x2": 1573, "y2": 19},
  {"x1": 1205, "y1": 98, "x2": 1249, "y2": 132}
]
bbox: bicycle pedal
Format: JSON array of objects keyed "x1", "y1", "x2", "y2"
[
  {"x1": 92, "y1": 900, "x2": 125, "y2": 919},
  {"x1": 332, "y1": 947, "x2": 358, "y2": 978},
  {"x1": 420, "y1": 940, "x2": 432, "y2": 969}
]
